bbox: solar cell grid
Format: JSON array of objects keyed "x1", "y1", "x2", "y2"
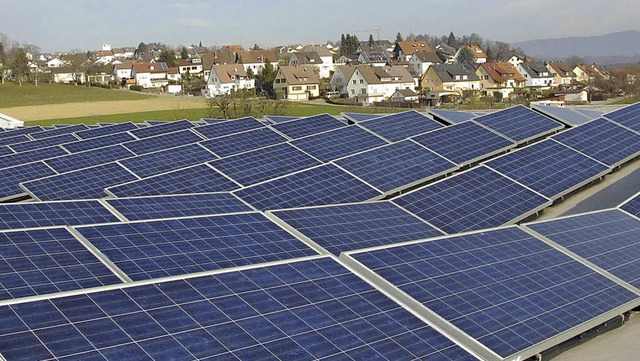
[
  {"x1": 9, "y1": 133, "x2": 78, "y2": 153},
  {"x1": 359, "y1": 110, "x2": 443, "y2": 142},
  {"x1": 474, "y1": 105, "x2": 564, "y2": 143},
  {"x1": 428, "y1": 109, "x2": 478, "y2": 124},
  {"x1": 532, "y1": 105, "x2": 593, "y2": 126},
  {"x1": 0, "y1": 200, "x2": 120, "y2": 230},
  {"x1": 128, "y1": 119, "x2": 194, "y2": 138},
  {"x1": 0, "y1": 146, "x2": 68, "y2": 170},
  {"x1": 44, "y1": 144, "x2": 135, "y2": 174},
  {"x1": 193, "y1": 117, "x2": 265, "y2": 139},
  {"x1": 270, "y1": 113, "x2": 346, "y2": 139},
  {"x1": 264, "y1": 115, "x2": 299, "y2": 123},
  {"x1": 73, "y1": 122, "x2": 138, "y2": 140},
  {"x1": 341, "y1": 112, "x2": 383, "y2": 123},
  {"x1": 118, "y1": 143, "x2": 217, "y2": 178},
  {"x1": 122, "y1": 129, "x2": 204, "y2": 155},
  {"x1": 0, "y1": 145, "x2": 13, "y2": 156},
  {"x1": 199, "y1": 127, "x2": 288, "y2": 158},
  {"x1": 620, "y1": 191, "x2": 640, "y2": 217},
  {"x1": 28, "y1": 124, "x2": 89, "y2": 140},
  {"x1": 61, "y1": 132, "x2": 137, "y2": 153},
  {"x1": 0, "y1": 162, "x2": 57, "y2": 201},
  {"x1": 0, "y1": 126, "x2": 45, "y2": 139},
  {"x1": 603, "y1": 102, "x2": 640, "y2": 132},
  {"x1": 291, "y1": 125, "x2": 388, "y2": 163},
  {"x1": 0, "y1": 133, "x2": 31, "y2": 147},
  {"x1": 346, "y1": 227, "x2": 639, "y2": 359}
]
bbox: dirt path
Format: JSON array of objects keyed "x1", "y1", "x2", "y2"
[{"x1": 0, "y1": 97, "x2": 207, "y2": 121}]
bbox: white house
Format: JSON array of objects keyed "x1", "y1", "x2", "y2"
[
  {"x1": 389, "y1": 88, "x2": 419, "y2": 103},
  {"x1": 393, "y1": 41, "x2": 431, "y2": 61},
  {"x1": 273, "y1": 65, "x2": 320, "y2": 101},
  {"x1": 236, "y1": 50, "x2": 279, "y2": 75},
  {"x1": 330, "y1": 65, "x2": 357, "y2": 96},
  {"x1": 205, "y1": 64, "x2": 254, "y2": 97},
  {"x1": 409, "y1": 51, "x2": 442, "y2": 76},
  {"x1": 46, "y1": 58, "x2": 67, "y2": 68},
  {"x1": 515, "y1": 63, "x2": 555, "y2": 89},
  {"x1": 178, "y1": 58, "x2": 204, "y2": 77},
  {"x1": 132, "y1": 62, "x2": 170, "y2": 88},
  {"x1": 454, "y1": 45, "x2": 487, "y2": 64},
  {"x1": 346, "y1": 65, "x2": 416, "y2": 104},
  {"x1": 50, "y1": 67, "x2": 86, "y2": 84},
  {"x1": 289, "y1": 48, "x2": 334, "y2": 79}
]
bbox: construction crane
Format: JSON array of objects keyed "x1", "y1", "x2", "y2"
[{"x1": 355, "y1": 28, "x2": 381, "y2": 42}]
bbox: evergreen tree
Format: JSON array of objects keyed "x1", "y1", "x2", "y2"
[
  {"x1": 368, "y1": 34, "x2": 375, "y2": 47},
  {"x1": 256, "y1": 58, "x2": 276, "y2": 97},
  {"x1": 158, "y1": 50, "x2": 178, "y2": 67},
  {"x1": 457, "y1": 46, "x2": 475, "y2": 65},
  {"x1": 199, "y1": 40, "x2": 203, "y2": 47},
  {"x1": 180, "y1": 47, "x2": 189, "y2": 59},
  {"x1": 447, "y1": 31, "x2": 458, "y2": 47},
  {"x1": 395, "y1": 32, "x2": 404, "y2": 42},
  {"x1": 12, "y1": 47, "x2": 29, "y2": 86},
  {"x1": 252, "y1": 43, "x2": 261, "y2": 50}
]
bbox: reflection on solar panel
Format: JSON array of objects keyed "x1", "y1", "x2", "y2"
[
  {"x1": 474, "y1": 105, "x2": 563, "y2": 143},
  {"x1": 106, "y1": 193, "x2": 252, "y2": 221},
  {"x1": 620, "y1": 191, "x2": 640, "y2": 217},
  {"x1": 0, "y1": 134, "x2": 30, "y2": 146},
  {"x1": 199, "y1": 118, "x2": 226, "y2": 124},
  {"x1": 0, "y1": 200, "x2": 119, "y2": 230},
  {"x1": 105, "y1": 164, "x2": 240, "y2": 197},
  {"x1": 0, "y1": 257, "x2": 477, "y2": 361},
  {"x1": 271, "y1": 113, "x2": 346, "y2": 139},
  {"x1": 28, "y1": 124, "x2": 89, "y2": 139},
  {"x1": 603, "y1": 102, "x2": 640, "y2": 132},
  {"x1": 0, "y1": 146, "x2": 13, "y2": 156},
  {"x1": 341, "y1": 112, "x2": 383, "y2": 123},
  {"x1": 144, "y1": 120, "x2": 170, "y2": 125},
  {"x1": 44, "y1": 145, "x2": 135, "y2": 174},
  {"x1": 0, "y1": 126, "x2": 44, "y2": 139},
  {"x1": 334, "y1": 140, "x2": 457, "y2": 194},
  {"x1": 552, "y1": 118, "x2": 640, "y2": 167},
  {"x1": 428, "y1": 109, "x2": 478, "y2": 124},
  {"x1": 122, "y1": 129, "x2": 203, "y2": 155},
  {"x1": 119, "y1": 144, "x2": 217, "y2": 178},
  {"x1": 345, "y1": 227, "x2": 639, "y2": 359},
  {"x1": 0, "y1": 162, "x2": 57, "y2": 201},
  {"x1": 271, "y1": 201, "x2": 444, "y2": 255},
  {"x1": 235, "y1": 164, "x2": 382, "y2": 210},
  {"x1": 532, "y1": 105, "x2": 593, "y2": 126},
  {"x1": 264, "y1": 115, "x2": 298, "y2": 123},
  {"x1": 0, "y1": 146, "x2": 68, "y2": 170},
  {"x1": 75, "y1": 213, "x2": 318, "y2": 280},
  {"x1": 193, "y1": 117, "x2": 265, "y2": 139},
  {"x1": 128, "y1": 119, "x2": 194, "y2": 138},
  {"x1": 485, "y1": 139, "x2": 610, "y2": 199},
  {"x1": 393, "y1": 166, "x2": 550, "y2": 234},
  {"x1": 21, "y1": 163, "x2": 139, "y2": 201},
  {"x1": 10, "y1": 133, "x2": 78, "y2": 153},
  {"x1": 292, "y1": 126, "x2": 388, "y2": 162},
  {"x1": 61, "y1": 132, "x2": 137, "y2": 153},
  {"x1": 199, "y1": 127, "x2": 288, "y2": 158},
  {"x1": 359, "y1": 110, "x2": 443, "y2": 142},
  {"x1": 73, "y1": 122, "x2": 138, "y2": 139},
  {"x1": 0, "y1": 227, "x2": 122, "y2": 301},
  {"x1": 573, "y1": 108, "x2": 605, "y2": 119},
  {"x1": 412, "y1": 121, "x2": 515, "y2": 166},
  {"x1": 525, "y1": 209, "x2": 640, "y2": 290}
]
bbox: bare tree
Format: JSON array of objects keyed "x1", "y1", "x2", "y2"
[{"x1": 9, "y1": 47, "x2": 29, "y2": 86}]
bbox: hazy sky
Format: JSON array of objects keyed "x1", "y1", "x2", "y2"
[{"x1": 1, "y1": 0, "x2": 637, "y2": 52}]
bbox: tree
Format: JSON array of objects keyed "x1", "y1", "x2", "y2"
[
  {"x1": 457, "y1": 46, "x2": 475, "y2": 65},
  {"x1": 198, "y1": 41, "x2": 203, "y2": 47},
  {"x1": 485, "y1": 45, "x2": 495, "y2": 62},
  {"x1": 158, "y1": 49, "x2": 177, "y2": 67},
  {"x1": 255, "y1": 59, "x2": 276, "y2": 97},
  {"x1": 252, "y1": 43, "x2": 261, "y2": 50},
  {"x1": 395, "y1": 32, "x2": 404, "y2": 42},
  {"x1": 340, "y1": 34, "x2": 359, "y2": 56},
  {"x1": 368, "y1": 34, "x2": 375, "y2": 48},
  {"x1": 137, "y1": 42, "x2": 147, "y2": 54},
  {"x1": 180, "y1": 47, "x2": 189, "y2": 59},
  {"x1": 246, "y1": 67, "x2": 255, "y2": 79},
  {"x1": 0, "y1": 41, "x2": 6, "y2": 84},
  {"x1": 566, "y1": 55, "x2": 585, "y2": 68},
  {"x1": 10, "y1": 47, "x2": 29, "y2": 86},
  {"x1": 447, "y1": 31, "x2": 458, "y2": 47},
  {"x1": 493, "y1": 41, "x2": 512, "y2": 62}
]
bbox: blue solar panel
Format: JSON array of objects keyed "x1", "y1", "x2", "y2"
[
  {"x1": 61, "y1": 132, "x2": 137, "y2": 153},
  {"x1": 292, "y1": 126, "x2": 388, "y2": 162},
  {"x1": 193, "y1": 117, "x2": 265, "y2": 139},
  {"x1": 119, "y1": 143, "x2": 218, "y2": 178},
  {"x1": 73, "y1": 122, "x2": 138, "y2": 140},
  {"x1": 105, "y1": 164, "x2": 240, "y2": 197},
  {"x1": 335, "y1": 140, "x2": 457, "y2": 194},
  {"x1": 128, "y1": 119, "x2": 195, "y2": 138},
  {"x1": 412, "y1": 121, "x2": 515, "y2": 166},
  {"x1": 552, "y1": 118, "x2": 640, "y2": 167},
  {"x1": 573, "y1": 108, "x2": 604, "y2": 119},
  {"x1": 620, "y1": 191, "x2": 640, "y2": 217},
  {"x1": 21, "y1": 163, "x2": 139, "y2": 201},
  {"x1": 10, "y1": 133, "x2": 78, "y2": 153},
  {"x1": 532, "y1": 105, "x2": 593, "y2": 126},
  {"x1": 0, "y1": 126, "x2": 44, "y2": 139},
  {"x1": 485, "y1": 139, "x2": 610, "y2": 199},
  {"x1": 393, "y1": 166, "x2": 551, "y2": 234},
  {"x1": 341, "y1": 112, "x2": 383, "y2": 123},
  {"x1": 106, "y1": 193, "x2": 252, "y2": 221},
  {"x1": 199, "y1": 127, "x2": 288, "y2": 157},
  {"x1": 199, "y1": 118, "x2": 226, "y2": 124},
  {"x1": 428, "y1": 109, "x2": 478, "y2": 124},
  {"x1": 358, "y1": 110, "x2": 443, "y2": 142},
  {"x1": 211, "y1": 143, "x2": 322, "y2": 186},
  {"x1": 28, "y1": 124, "x2": 89, "y2": 140},
  {"x1": 474, "y1": 105, "x2": 564, "y2": 143},
  {"x1": 144, "y1": 120, "x2": 170, "y2": 125},
  {"x1": 264, "y1": 115, "x2": 299, "y2": 123},
  {"x1": 271, "y1": 113, "x2": 346, "y2": 139},
  {"x1": 0, "y1": 200, "x2": 120, "y2": 230},
  {"x1": 526, "y1": 209, "x2": 640, "y2": 290},
  {"x1": 0, "y1": 162, "x2": 57, "y2": 201},
  {"x1": 0, "y1": 146, "x2": 68, "y2": 170},
  {"x1": 122, "y1": 129, "x2": 203, "y2": 155},
  {"x1": 0, "y1": 257, "x2": 477, "y2": 361},
  {"x1": 0, "y1": 146, "x2": 13, "y2": 156},
  {"x1": 75, "y1": 213, "x2": 318, "y2": 280},
  {"x1": 347, "y1": 226, "x2": 639, "y2": 359},
  {"x1": 235, "y1": 164, "x2": 383, "y2": 210},
  {"x1": 603, "y1": 102, "x2": 640, "y2": 132},
  {"x1": 272, "y1": 202, "x2": 445, "y2": 255},
  {"x1": 0, "y1": 134, "x2": 31, "y2": 146},
  {"x1": 0, "y1": 227, "x2": 122, "y2": 301},
  {"x1": 44, "y1": 145, "x2": 135, "y2": 174}
]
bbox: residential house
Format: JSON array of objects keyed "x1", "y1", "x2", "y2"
[
  {"x1": 273, "y1": 65, "x2": 320, "y2": 101},
  {"x1": 330, "y1": 64, "x2": 358, "y2": 96},
  {"x1": 46, "y1": 58, "x2": 67, "y2": 68},
  {"x1": 276, "y1": 44, "x2": 304, "y2": 55},
  {"x1": 552, "y1": 89, "x2": 589, "y2": 103},
  {"x1": 289, "y1": 51, "x2": 334, "y2": 79},
  {"x1": 409, "y1": 51, "x2": 442, "y2": 76},
  {"x1": 591, "y1": 63, "x2": 611, "y2": 80},
  {"x1": 435, "y1": 43, "x2": 456, "y2": 64},
  {"x1": 87, "y1": 73, "x2": 111, "y2": 85},
  {"x1": 476, "y1": 62, "x2": 526, "y2": 98},
  {"x1": 546, "y1": 62, "x2": 575, "y2": 86},
  {"x1": 167, "y1": 68, "x2": 181, "y2": 83},
  {"x1": 515, "y1": 63, "x2": 555, "y2": 89},
  {"x1": 389, "y1": 88, "x2": 419, "y2": 103},
  {"x1": 93, "y1": 50, "x2": 114, "y2": 65},
  {"x1": 112, "y1": 47, "x2": 136, "y2": 59},
  {"x1": 420, "y1": 63, "x2": 481, "y2": 101},
  {"x1": 357, "y1": 41, "x2": 395, "y2": 54},
  {"x1": 335, "y1": 54, "x2": 359, "y2": 65},
  {"x1": 50, "y1": 67, "x2": 86, "y2": 84},
  {"x1": 454, "y1": 45, "x2": 487, "y2": 64},
  {"x1": 222, "y1": 45, "x2": 244, "y2": 53},
  {"x1": 573, "y1": 64, "x2": 595, "y2": 83},
  {"x1": 358, "y1": 50, "x2": 391, "y2": 67},
  {"x1": 236, "y1": 49, "x2": 279, "y2": 75},
  {"x1": 205, "y1": 64, "x2": 254, "y2": 97},
  {"x1": 393, "y1": 41, "x2": 431, "y2": 61},
  {"x1": 131, "y1": 62, "x2": 170, "y2": 88},
  {"x1": 200, "y1": 51, "x2": 236, "y2": 80},
  {"x1": 113, "y1": 61, "x2": 136, "y2": 83},
  {"x1": 346, "y1": 65, "x2": 415, "y2": 104},
  {"x1": 178, "y1": 58, "x2": 204, "y2": 77}
]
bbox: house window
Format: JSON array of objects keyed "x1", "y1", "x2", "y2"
[
  {"x1": 292, "y1": 86, "x2": 302, "y2": 91},
  {"x1": 359, "y1": 79, "x2": 364, "y2": 84},
  {"x1": 361, "y1": 89, "x2": 366, "y2": 95},
  {"x1": 307, "y1": 85, "x2": 316, "y2": 90},
  {"x1": 352, "y1": 80, "x2": 357, "y2": 84},
  {"x1": 351, "y1": 89, "x2": 355, "y2": 94}
]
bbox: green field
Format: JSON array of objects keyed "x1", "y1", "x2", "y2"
[{"x1": 0, "y1": 83, "x2": 151, "y2": 108}]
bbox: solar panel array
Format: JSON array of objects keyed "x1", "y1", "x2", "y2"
[
  {"x1": 0, "y1": 162, "x2": 57, "y2": 201},
  {"x1": 291, "y1": 125, "x2": 388, "y2": 162},
  {"x1": 603, "y1": 101, "x2": 640, "y2": 132},
  {"x1": 45, "y1": 144, "x2": 135, "y2": 173},
  {"x1": 61, "y1": 131, "x2": 137, "y2": 153},
  {"x1": 118, "y1": 143, "x2": 218, "y2": 178},
  {"x1": 271, "y1": 113, "x2": 346, "y2": 139},
  {"x1": 128, "y1": 119, "x2": 194, "y2": 138},
  {"x1": 0, "y1": 145, "x2": 69, "y2": 169},
  {"x1": 28, "y1": 124, "x2": 89, "y2": 139},
  {"x1": 359, "y1": 110, "x2": 443, "y2": 142},
  {"x1": 532, "y1": 104, "x2": 596, "y2": 126},
  {"x1": 620, "y1": 191, "x2": 640, "y2": 217},
  {"x1": 428, "y1": 109, "x2": 483, "y2": 124},
  {"x1": 474, "y1": 105, "x2": 564, "y2": 143},
  {"x1": 193, "y1": 116, "x2": 265, "y2": 139},
  {"x1": 121, "y1": 129, "x2": 203, "y2": 155},
  {"x1": 0, "y1": 200, "x2": 120, "y2": 230},
  {"x1": 199, "y1": 127, "x2": 288, "y2": 158},
  {"x1": 341, "y1": 112, "x2": 383, "y2": 123},
  {"x1": 10, "y1": 133, "x2": 79, "y2": 153}
]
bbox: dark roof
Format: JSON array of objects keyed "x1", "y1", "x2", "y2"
[{"x1": 429, "y1": 64, "x2": 480, "y2": 82}]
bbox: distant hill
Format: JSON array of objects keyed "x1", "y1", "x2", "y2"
[{"x1": 512, "y1": 31, "x2": 640, "y2": 65}]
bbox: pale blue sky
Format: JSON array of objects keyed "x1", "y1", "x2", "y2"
[{"x1": 1, "y1": 0, "x2": 637, "y2": 52}]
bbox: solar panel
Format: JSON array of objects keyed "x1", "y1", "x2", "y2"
[
  {"x1": 128, "y1": 119, "x2": 195, "y2": 138},
  {"x1": 474, "y1": 105, "x2": 564, "y2": 143},
  {"x1": 0, "y1": 133, "x2": 31, "y2": 146},
  {"x1": 344, "y1": 226, "x2": 639, "y2": 360},
  {"x1": 573, "y1": 108, "x2": 605, "y2": 119},
  {"x1": 61, "y1": 131, "x2": 137, "y2": 153},
  {"x1": 525, "y1": 209, "x2": 640, "y2": 290},
  {"x1": 264, "y1": 115, "x2": 299, "y2": 123},
  {"x1": 199, "y1": 127, "x2": 288, "y2": 158},
  {"x1": 484, "y1": 139, "x2": 610, "y2": 199},
  {"x1": 334, "y1": 140, "x2": 458, "y2": 194},
  {"x1": 0, "y1": 126, "x2": 44, "y2": 139},
  {"x1": 270, "y1": 201, "x2": 445, "y2": 255},
  {"x1": 551, "y1": 118, "x2": 640, "y2": 167},
  {"x1": 144, "y1": 120, "x2": 170, "y2": 125},
  {"x1": 428, "y1": 109, "x2": 478, "y2": 124},
  {"x1": 0, "y1": 162, "x2": 57, "y2": 202},
  {"x1": 0, "y1": 227, "x2": 122, "y2": 301},
  {"x1": 620, "y1": 191, "x2": 640, "y2": 217},
  {"x1": 193, "y1": 117, "x2": 265, "y2": 139},
  {"x1": 341, "y1": 112, "x2": 383, "y2": 123},
  {"x1": 105, "y1": 193, "x2": 252, "y2": 221},
  {"x1": 358, "y1": 110, "x2": 444, "y2": 142},
  {"x1": 0, "y1": 146, "x2": 68, "y2": 170},
  {"x1": 0, "y1": 145, "x2": 13, "y2": 156},
  {"x1": 199, "y1": 118, "x2": 227, "y2": 124},
  {"x1": 235, "y1": 164, "x2": 383, "y2": 210},
  {"x1": 74, "y1": 213, "x2": 318, "y2": 280},
  {"x1": 44, "y1": 145, "x2": 135, "y2": 174},
  {"x1": 28, "y1": 124, "x2": 89, "y2": 140},
  {"x1": 0, "y1": 257, "x2": 477, "y2": 361},
  {"x1": 105, "y1": 164, "x2": 240, "y2": 197},
  {"x1": 412, "y1": 121, "x2": 515, "y2": 166},
  {"x1": 122, "y1": 129, "x2": 204, "y2": 155},
  {"x1": 0, "y1": 200, "x2": 120, "y2": 230},
  {"x1": 270, "y1": 113, "x2": 346, "y2": 139},
  {"x1": 393, "y1": 166, "x2": 551, "y2": 234},
  {"x1": 119, "y1": 143, "x2": 218, "y2": 178},
  {"x1": 9, "y1": 133, "x2": 79, "y2": 153},
  {"x1": 73, "y1": 122, "x2": 138, "y2": 139},
  {"x1": 21, "y1": 163, "x2": 139, "y2": 201},
  {"x1": 291, "y1": 126, "x2": 388, "y2": 163},
  {"x1": 531, "y1": 105, "x2": 593, "y2": 126},
  {"x1": 603, "y1": 102, "x2": 640, "y2": 132}
]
